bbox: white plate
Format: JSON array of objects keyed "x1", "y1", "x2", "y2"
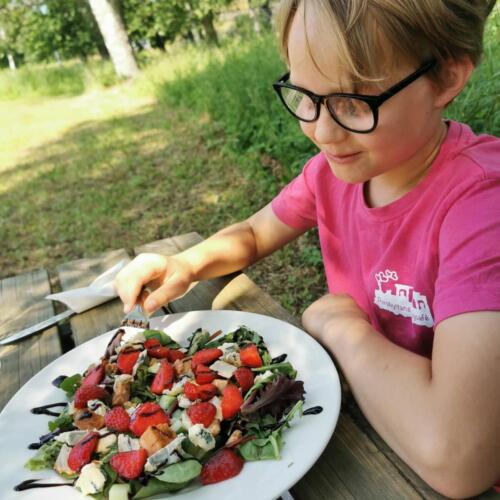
[{"x1": 0, "y1": 310, "x2": 341, "y2": 500}]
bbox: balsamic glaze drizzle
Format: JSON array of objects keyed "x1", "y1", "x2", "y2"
[
  {"x1": 30, "y1": 402, "x2": 67, "y2": 417},
  {"x1": 303, "y1": 405, "x2": 323, "y2": 415},
  {"x1": 14, "y1": 479, "x2": 74, "y2": 491}
]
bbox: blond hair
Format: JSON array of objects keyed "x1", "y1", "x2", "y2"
[{"x1": 276, "y1": 0, "x2": 496, "y2": 86}]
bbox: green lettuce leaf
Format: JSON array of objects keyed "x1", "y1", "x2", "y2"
[{"x1": 24, "y1": 440, "x2": 63, "y2": 470}]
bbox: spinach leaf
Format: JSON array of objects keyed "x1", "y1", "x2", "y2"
[
  {"x1": 143, "y1": 329, "x2": 180, "y2": 348},
  {"x1": 133, "y1": 478, "x2": 190, "y2": 498},
  {"x1": 59, "y1": 373, "x2": 82, "y2": 398},
  {"x1": 155, "y1": 459, "x2": 202, "y2": 483}
]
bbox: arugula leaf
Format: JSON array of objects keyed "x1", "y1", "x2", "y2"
[
  {"x1": 252, "y1": 362, "x2": 297, "y2": 378},
  {"x1": 186, "y1": 328, "x2": 210, "y2": 355},
  {"x1": 59, "y1": 373, "x2": 82, "y2": 398},
  {"x1": 241, "y1": 374, "x2": 305, "y2": 419},
  {"x1": 24, "y1": 440, "x2": 63, "y2": 470},
  {"x1": 48, "y1": 409, "x2": 74, "y2": 432},
  {"x1": 238, "y1": 431, "x2": 283, "y2": 461},
  {"x1": 143, "y1": 329, "x2": 180, "y2": 348},
  {"x1": 130, "y1": 364, "x2": 156, "y2": 401}
]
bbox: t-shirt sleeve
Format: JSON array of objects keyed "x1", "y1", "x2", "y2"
[
  {"x1": 271, "y1": 156, "x2": 319, "y2": 230},
  {"x1": 434, "y1": 178, "x2": 500, "y2": 325}
]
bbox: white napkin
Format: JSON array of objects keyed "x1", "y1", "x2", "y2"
[{"x1": 45, "y1": 260, "x2": 128, "y2": 313}]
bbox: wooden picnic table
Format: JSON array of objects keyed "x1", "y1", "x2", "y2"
[{"x1": 0, "y1": 232, "x2": 496, "y2": 500}]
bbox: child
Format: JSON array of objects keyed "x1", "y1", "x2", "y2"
[{"x1": 115, "y1": 0, "x2": 500, "y2": 496}]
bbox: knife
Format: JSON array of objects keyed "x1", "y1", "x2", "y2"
[{"x1": 0, "y1": 309, "x2": 75, "y2": 345}]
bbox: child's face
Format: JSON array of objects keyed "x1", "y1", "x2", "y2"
[{"x1": 287, "y1": 6, "x2": 445, "y2": 185}]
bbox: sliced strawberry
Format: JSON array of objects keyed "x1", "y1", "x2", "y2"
[
  {"x1": 110, "y1": 449, "x2": 148, "y2": 480},
  {"x1": 129, "y1": 402, "x2": 170, "y2": 436},
  {"x1": 195, "y1": 364, "x2": 217, "y2": 384},
  {"x1": 191, "y1": 348, "x2": 223, "y2": 370},
  {"x1": 81, "y1": 362, "x2": 105, "y2": 386},
  {"x1": 167, "y1": 349, "x2": 186, "y2": 362},
  {"x1": 150, "y1": 360, "x2": 174, "y2": 394},
  {"x1": 239, "y1": 344, "x2": 262, "y2": 368},
  {"x1": 221, "y1": 384, "x2": 243, "y2": 420},
  {"x1": 104, "y1": 406, "x2": 130, "y2": 432},
  {"x1": 144, "y1": 338, "x2": 160, "y2": 349},
  {"x1": 200, "y1": 448, "x2": 244, "y2": 485},
  {"x1": 187, "y1": 402, "x2": 217, "y2": 428},
  {"x1": 74, "y1": 384, "x2": 108, "y2": 409},
  {"x1": 117, "y1": 349, "x2": 141, "y2": 374},
  {"x1": 233, "y1": 366, "x2": 254, "y2": 392},
  {"x1": 183, "y1": 382, "x2": 217, "y2": 401},
  {"x1": 67, "y1": 431, "x2": 99, "y2": 471}
]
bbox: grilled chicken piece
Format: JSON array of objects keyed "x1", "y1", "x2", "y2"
[
  {"x1": 173, "y1": 358, "x2": 193, "y2": 378},
  {"x1": 112, "y1": 374, "x2": 133, "y2": 406},
  {"x1": 139, "y1": 423, "x2": 177, "y2": 456},
  {"x1": 73, "y1": 409, "x2": 105, "y2": 430}
]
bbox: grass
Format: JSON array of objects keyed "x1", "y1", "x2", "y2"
[{"x1": 1, "y1": 11, "x2": 498, "y2": 316}]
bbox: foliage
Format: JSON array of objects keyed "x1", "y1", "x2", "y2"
[{"x1": 0, "y1": 0, "x2": 105, "y2": 66}]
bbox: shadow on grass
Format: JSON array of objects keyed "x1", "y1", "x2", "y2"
[{"x1": 0, "y1": 102, "x2": 262, "y2": 277}]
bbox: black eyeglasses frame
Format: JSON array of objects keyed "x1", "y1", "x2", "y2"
[{"x1": 272, "y1": 59, "x2": 437, "y2": 134}]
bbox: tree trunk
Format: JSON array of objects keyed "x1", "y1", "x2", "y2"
[
  {"x1": 7, "y1": 53, "x2": 16, "y2": 70},
  {"x1": 201, "y1": 10, "x2": 219, "y2": 46},
  {"x1": 87, "y1": 0, "x2": 138, "y2": 78}
]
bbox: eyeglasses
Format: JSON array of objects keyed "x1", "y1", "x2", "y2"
[{"x1": 272, "y1": 60, "x2": 437, "y2": 134}]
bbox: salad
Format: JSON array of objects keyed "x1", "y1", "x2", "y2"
[{"x1": 24, "y1": 324, "x2": 308, "y2": 499}]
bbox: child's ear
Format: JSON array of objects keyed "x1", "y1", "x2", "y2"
[{"x1": 433, "y1": 57, "x2": 475, "y2": 108}]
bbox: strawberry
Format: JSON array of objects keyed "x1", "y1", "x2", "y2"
[
  {"x1": 67, "y1": 431, "x2": 99, "y2": 471},
  {"x1": 144, "y1": 338, "x2": 160, "y2": 349},
  {"x1": 104, "y1": 406, "x2": 130, "y2": 432},
  {"x1": 239, "y1": 344, "x2": 262, "y2": 368},
  {"x1": 129, "y1": 402, "x2": 170, "y2": 436},
  {"x1": 187, "y1": 402, "x2": 217, "y2": 428},
  {"x1": 183, "y1": 381, "x2": 200, "y2": 401},
  {"x1": 110, "y1": 449, "x2": 148, "y2": 480},
  {"x1": 74, "y1": 384, "x2": 108, "y2": 409},
  {"x1": 150, "y1": 360, "x2": 174, "y2": 394},
  {"x1": 167, "y1": 349, "x2": 185, "y2": 362},
  {"x1": 191, "y1": 348, "x2": 223, "y2": 370},
  {"x1": 184, "y1": 382, "x2": 217, "y2": 402},
  {"x1": 81, "y1": 362, "x2": 105, "y2": 386},
  {"x1": 194, "y1": 364, "x2": 217, "y2": 384},
  {"x1": 117, "y1": 349, "x2": 141, "y2": 374},
  {"x1": 200, "y1": 448, "x2": 244, "y2": 485},
  {"x1": 233, "y1": 367, "x2": 254, "y2": 392},
  {"x1": 221, "y1": 384, "x2": 243, "y2": 420}
]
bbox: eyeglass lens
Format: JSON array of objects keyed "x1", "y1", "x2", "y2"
[{"x1": 280, "y1": 87, "x2": 375, "y2": 132}]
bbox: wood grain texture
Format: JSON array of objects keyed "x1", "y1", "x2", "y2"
[
  {"x1": 0, "y1": 269, "x2": 61, "y2": 410},
  {"x1": 57, "y1": 249, "x2": 131, "y2": 346}
]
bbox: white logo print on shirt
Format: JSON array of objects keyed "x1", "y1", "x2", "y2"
[{"x1": 373, "y1": 269, "x2": 434, "y2": 327}]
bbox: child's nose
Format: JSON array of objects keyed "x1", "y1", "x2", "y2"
[{"x1": 312, "y1": 103, "x2": 348, "y2": 145}]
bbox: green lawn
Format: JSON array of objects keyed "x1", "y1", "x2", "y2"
[{"x1": 0, "y1": 85, "x2": 325, "y2": 316}]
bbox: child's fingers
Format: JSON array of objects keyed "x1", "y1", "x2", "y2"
[
  {"x1": 113, "y1": 253, "x2": 168, "y2": 312},
  {"x1": 143, "y1": 272, "x2": 191, "y2": 314}
]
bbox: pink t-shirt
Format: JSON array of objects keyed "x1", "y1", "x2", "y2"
[{"x1": 271, "y1": 121, "x2": 500, "y2": 358}]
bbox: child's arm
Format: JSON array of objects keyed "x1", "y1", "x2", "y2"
[
  {"x1": 114, "y1": 203, "x2": 305, "y2": 313},
  {"x1": 303, "y1": 295, "x2": 500, "y2": 498}
]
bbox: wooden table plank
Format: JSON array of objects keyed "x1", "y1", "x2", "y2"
[
  {"x1": 57, "y1": 249, "x2": 131, "y2": 346},
  {"x1": 0, "y1": 269, "x2": 61, "y2": 410}
]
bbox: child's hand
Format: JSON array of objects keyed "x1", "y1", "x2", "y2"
[
  {"x1": 302, "y1": 293, "x2": 370, "y2": 344},
  {"x1": 114, "y1": 253, "x2": 194, "y2": 314}
]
